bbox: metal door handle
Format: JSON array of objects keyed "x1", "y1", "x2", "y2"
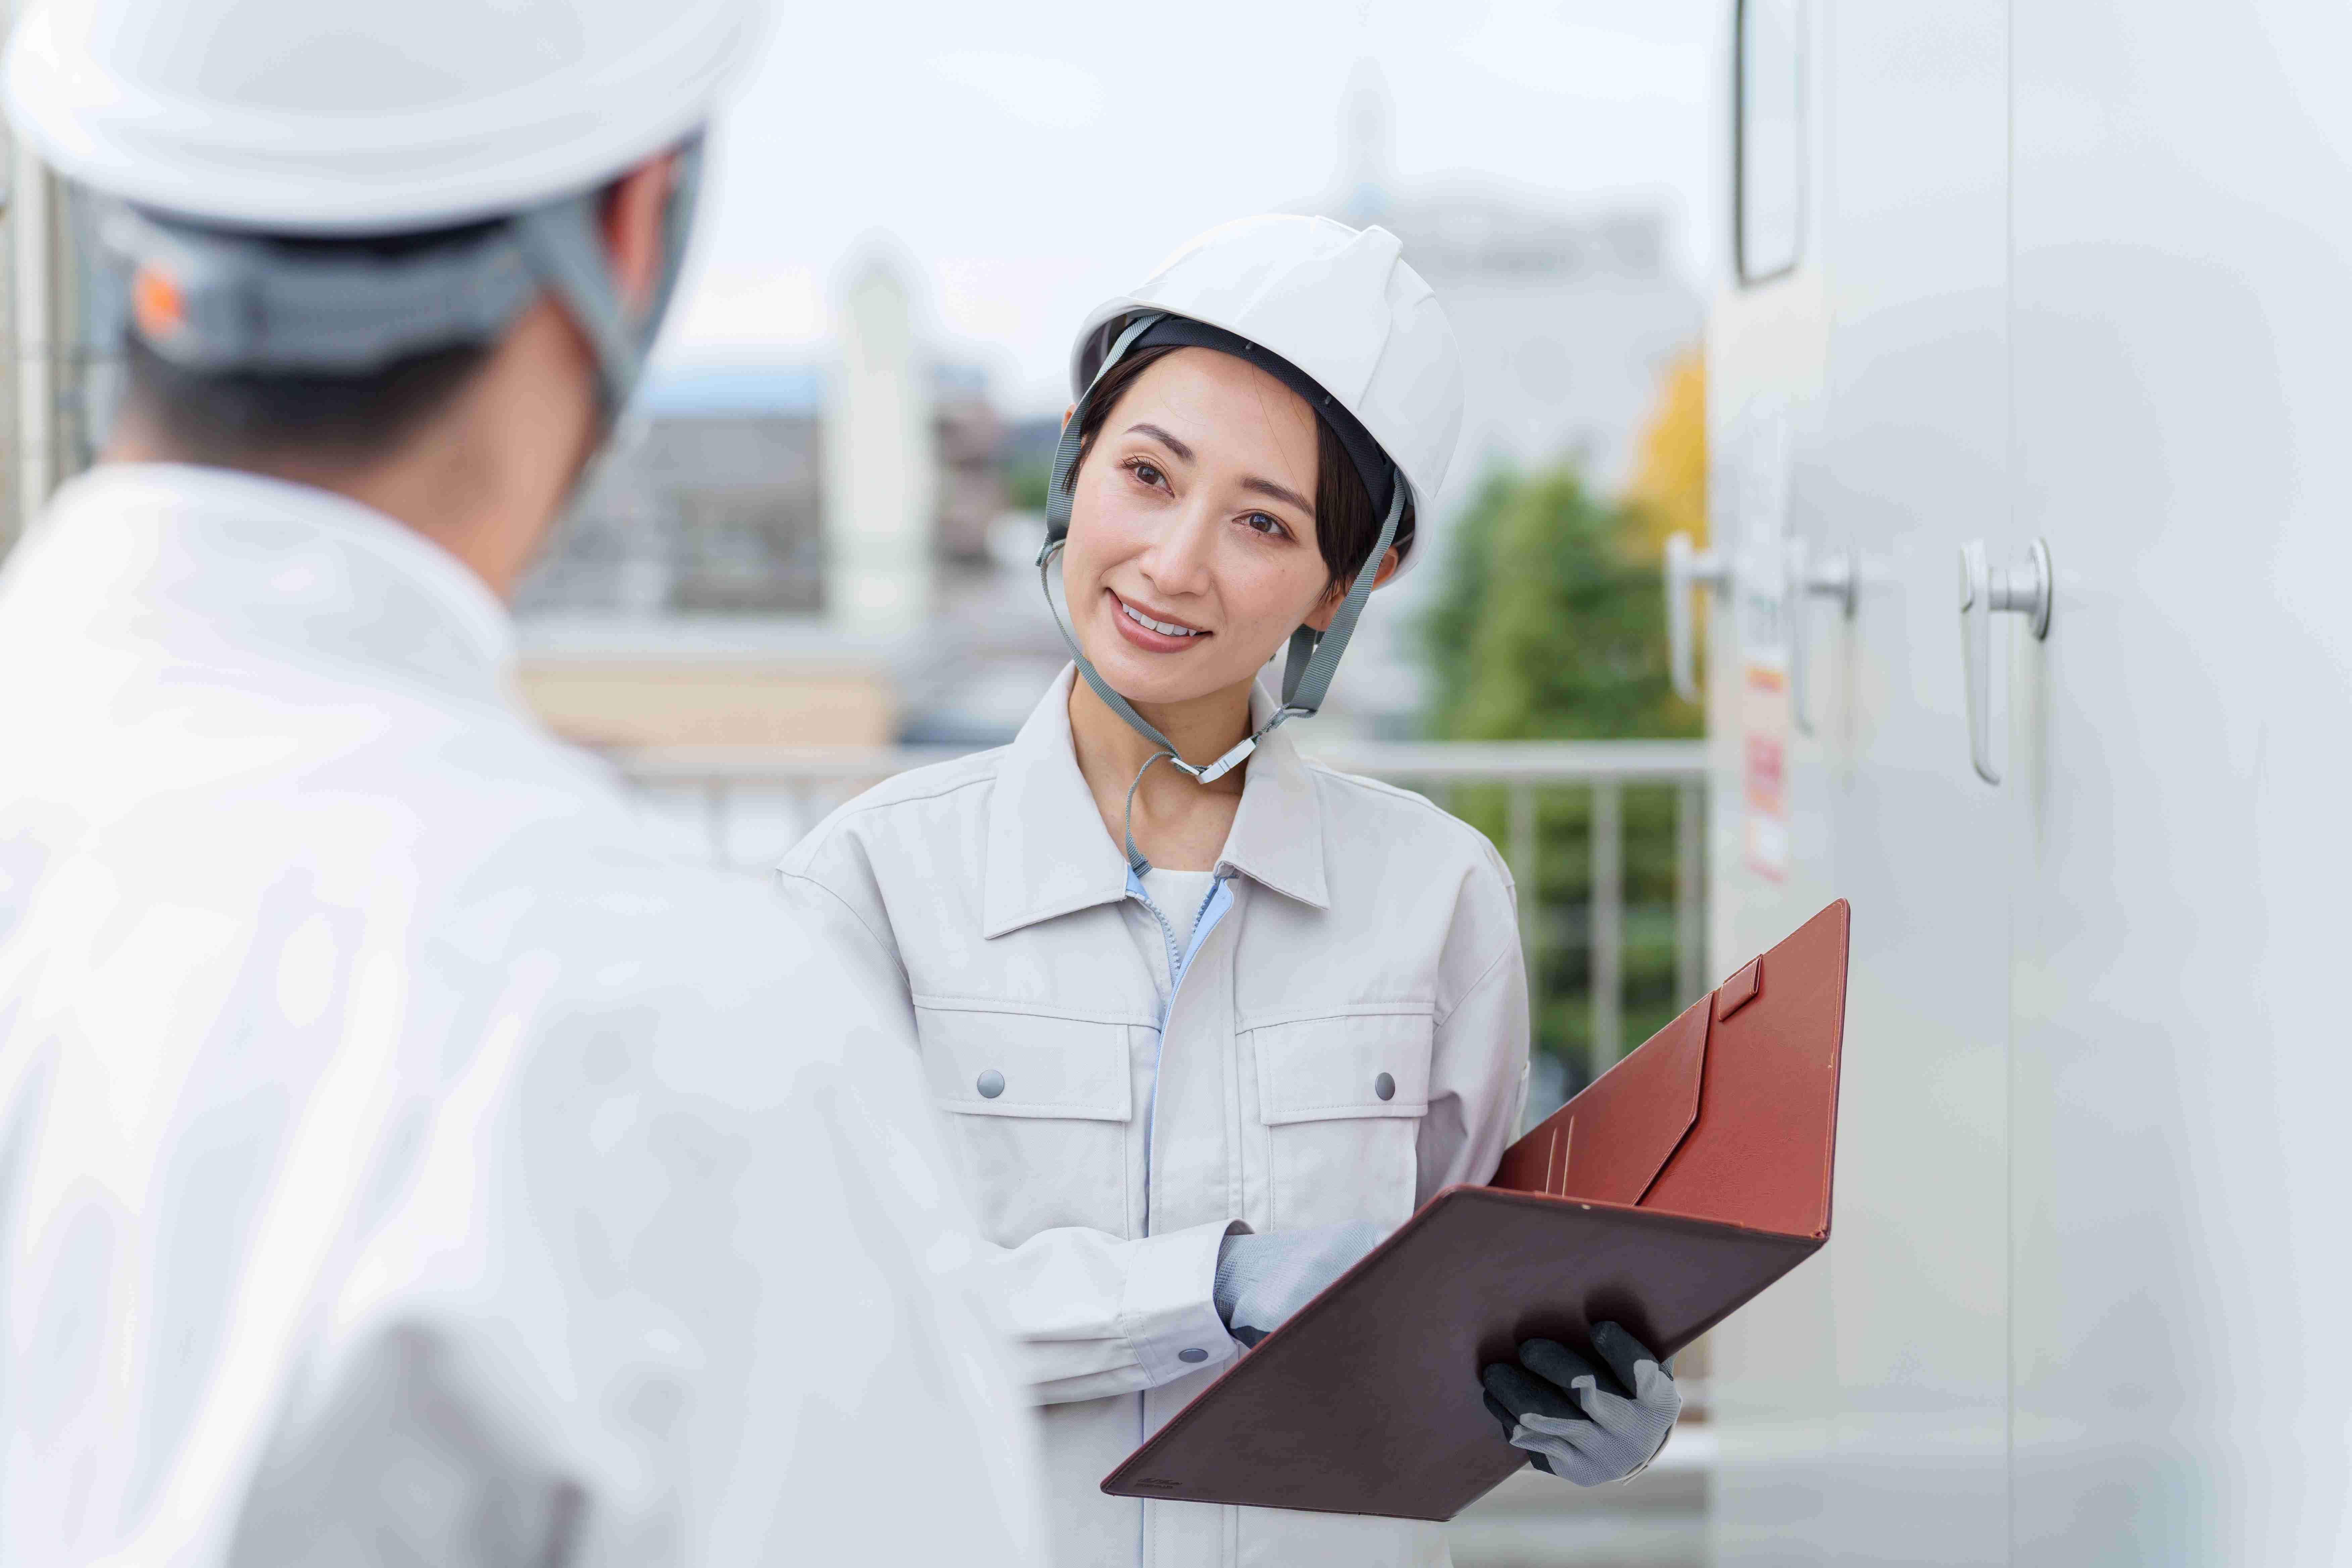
[
  {"x1": 1786, "y1": 538, "x2": 1856, "y2": 736},
  {"x1": 1664, "y1": 532, "x2": 1730, "y2": 704},
  {"x1": 1957, "y1": 538, "x2": 2052, "y2": 784}
]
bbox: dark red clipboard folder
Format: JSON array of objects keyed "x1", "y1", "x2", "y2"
[{"x1": 1102, "y1": 899, "x2": 1850, "y2": 1522}]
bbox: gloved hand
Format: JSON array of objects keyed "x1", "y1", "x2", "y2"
[
  {"x1": 1480, "y1": 1321, "x2": 1680, "y2": 1485},
  {"x1": 1212, "y1": 1220, "x2": 1384, "y2": 1347}
]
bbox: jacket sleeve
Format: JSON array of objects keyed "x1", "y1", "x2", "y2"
[
  {"x1": 1416, "y1": 851, "x2": 1534, "y2": 1204},
  {"x1": 984, "y1": 1213, "x2": 1241, "y2": 1405},
  {"x1": 773, "y1": 863, "x2": 1244, "y2": 1407}
]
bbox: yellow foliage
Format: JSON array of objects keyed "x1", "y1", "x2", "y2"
[{"x1": 1620, "y1": 344, "x2": 1706, "y2": 565}]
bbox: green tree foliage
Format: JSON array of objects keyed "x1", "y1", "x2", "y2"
[
  {"x1": 1001, "y1": 456, "x2": 1053, "y2": 514},
  {"x1": 1427, "y1": 468, "x2": 1698, "y2": 741},
  {"x1": 1421, "y1": 464, "x2": 1703, "y2": 1094}
]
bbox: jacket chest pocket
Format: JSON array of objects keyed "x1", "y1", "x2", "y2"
[
  {"x1": 914, "y1": 1003, "x2": 1133, "y2": 1247},
  {"x1": 1248, "y1": 1010, "x2": 1434, "y2": 1231}
]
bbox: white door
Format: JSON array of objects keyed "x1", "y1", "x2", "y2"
[
  {"x1": 1805, "y1": 2, "x2": 2015, "y2": 1560},
  {"x1": 2006, "y1": 3, "x2": 2352, "y2": 1559},
  {"x1": 1708, "y1": 2, "x2": 2013, "y2": 1561}
]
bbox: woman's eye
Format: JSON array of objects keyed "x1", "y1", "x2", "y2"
[
  {"x1": 1126, "y1": 459, "x2": 1166, "y2": 490},
  {"x1": 1241, "y1": 512, "x2": 1291, "y2": 539}
]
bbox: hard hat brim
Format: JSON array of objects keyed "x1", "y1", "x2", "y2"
[{"x1": 2, "y1": 0, "x2": 762, "y2": 235}]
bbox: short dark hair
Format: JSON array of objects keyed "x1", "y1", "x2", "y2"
[
  {"x1": 1068, "y1": 343, "x2": 1415, "y2": 591},
  {"x1": 117, "y1": 218, "x2": 508, "y2": 464}
]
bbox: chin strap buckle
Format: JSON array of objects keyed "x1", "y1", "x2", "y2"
[{"x1": 1190, "y1": 737, "x2": 1259, "y2": 786}]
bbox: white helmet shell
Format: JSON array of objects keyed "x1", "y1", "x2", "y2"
[
  {"x1": 1072, "y1": 214, "x2": 1463, "y2": 575},
  {"x1": 2, "y1": 0, "x2": 763, "y2": 233}
]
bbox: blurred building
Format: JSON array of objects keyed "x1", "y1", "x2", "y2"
[
  {"x1": 522, "y1": 365, "x2": 825, "y2": 620},
  {"x1": 0, "y1": 167, "x2": 120, "y2": 558},
  {"x1": 514, "y1": 255, "x2": 1012, "y2": 749}
]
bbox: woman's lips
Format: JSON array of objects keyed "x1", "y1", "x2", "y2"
[{"x1": 1107, "y1": 590, "x2": 1210, "y2": 654}]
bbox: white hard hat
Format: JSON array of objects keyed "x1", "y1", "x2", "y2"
[
  {"x1": 1, "y1": 0, "x2": 761, "y2": 411},
  {"x1": 2, "y1": 0, "x2": 762, "y2": 234},
  {"x1": 1070, "y1": 213, "x2": 1464, "y2": 575}
]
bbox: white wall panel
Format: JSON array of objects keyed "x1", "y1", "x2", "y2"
[{"x1": 2008, "y1": 3, "x2": 2352, "y2": 1560}]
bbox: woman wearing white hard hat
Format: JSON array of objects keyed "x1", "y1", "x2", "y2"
[{"x1": 780, "y1": 215, "x2": 1680, "y2": 1566}]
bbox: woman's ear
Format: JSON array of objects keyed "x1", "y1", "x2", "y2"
[
  {"x1": 1302, "y1": 546, "x2": 1403, "y2": 632},
  {"x1": 1060, "y1": 402, "x2": 1076, "y2": 431}
]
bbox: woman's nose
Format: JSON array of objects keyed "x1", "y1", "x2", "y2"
[{"x1": 1138, "y1": 504, "x2": 1217, "y2": 597}]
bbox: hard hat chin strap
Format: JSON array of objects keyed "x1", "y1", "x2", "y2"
[
  {"x1": 1278, "y1": 479, "x2": 1406, "y2": 714},
  {"x1": 510, "y1": 134, "x2": 704, "y2": 417},
  {"x1": 1034, "y1": 306, "x2": 1408, "y2": 875}
]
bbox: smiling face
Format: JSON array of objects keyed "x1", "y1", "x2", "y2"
[{"x1": 1059, "y1": 347, "x2": 1344, "y2": 710}]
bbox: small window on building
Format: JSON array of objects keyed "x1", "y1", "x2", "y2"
[{"x1": 1735, "y1": 0, "x2": 1804, "y2": 284}]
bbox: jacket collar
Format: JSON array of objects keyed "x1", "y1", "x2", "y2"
[
  {"x1": 982, "y1": 665, "x2": 1330, "y2": 939},
  {"x1": 21, "y1": 462, "x2": 515, "y2": 702}
]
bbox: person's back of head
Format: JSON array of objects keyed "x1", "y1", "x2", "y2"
[
  {"x1": 115, "y1": 220, "x2": 514, "y2": 469},
  {"x1": 4, "y1": 0, "x2": 761, "y2": 593}
]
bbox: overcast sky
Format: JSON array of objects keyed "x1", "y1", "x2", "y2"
[{"x1": 663, "y1": 0, "x2": 1725, "y2": 416}]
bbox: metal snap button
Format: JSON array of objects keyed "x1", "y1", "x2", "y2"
[
  {"x1": 977, "y1": 1069, "x2": 1005, "y2": 1099},
  {"x1": 1178, "y1": 1348, "x2": 1209, "y2": 1363},
  {"x1": 1374, "y1": 1072, "x2": 1396, "y2": 1101}
]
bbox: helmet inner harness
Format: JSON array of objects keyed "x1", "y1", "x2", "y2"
[
  {"x1": 1036, "y1": 311, "x2": 1408, "y2": 876},
  {"x1": 100, "y1": 136, "x2": 707, "y2": 419}
]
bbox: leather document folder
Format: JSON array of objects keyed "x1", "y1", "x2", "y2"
[{"x1": 1102, "y1": 899, "x2": 1850, "y2": 1522}]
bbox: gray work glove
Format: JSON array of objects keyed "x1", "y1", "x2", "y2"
[
  {"x1": 1212, "y1": 1220, "x2": 1384, "y2": 1347},
  {"x1": 1480, "y1": 1321, "x2": 1680, "y2": 1485}
]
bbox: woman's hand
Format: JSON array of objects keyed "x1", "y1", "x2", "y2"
[
  {"x1": 1211, "y1": 1221, "x2": 1385, "y2": 1347},
  {"x1": 1479, "y1": 1321, "x2": 1680, "y2": 1485}
]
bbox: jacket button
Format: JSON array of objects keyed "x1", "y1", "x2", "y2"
[
  {"x1": 977, "y1": 1070, "x2": 1006, "y2": 1099},
  {"x1": 1374, "y1": 1072, "x2": 1396, "y2": 1101},
  {"x1": 1179, "y1": 1348, "x2": 1209, "y2": 1363}
]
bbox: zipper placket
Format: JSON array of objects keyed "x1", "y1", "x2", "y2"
[
  {"x1": 1128, "y1": 868, "x2": 1238, "y2": 1568},
  {"x1": 1128, "y1": 868, "x2": 1235, "y2": 1239}
]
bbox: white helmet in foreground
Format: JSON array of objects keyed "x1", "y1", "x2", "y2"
[
  {"x1": 1039, "y1": 214, "x2": 1464, "y2": 812},
  {"x1": 1, "y1": 0, "x2": 765, "y2": 409}
]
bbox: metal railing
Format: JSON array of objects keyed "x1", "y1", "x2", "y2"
[{"x1": 611, "y1": 739, "x2": 1709, "y2": 1079}]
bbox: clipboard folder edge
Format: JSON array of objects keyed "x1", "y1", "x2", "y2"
[{"x1": 1097, "y1": 1185, "x2": 1827, "y2": 1509}]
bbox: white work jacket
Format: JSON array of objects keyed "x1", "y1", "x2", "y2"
[
  {"x1": 777, "y1": 667, "x2": 1531, "y2": 1568},
  {"x1": 0, "y1": 466, "x2": 1041, "y2": 1567}
]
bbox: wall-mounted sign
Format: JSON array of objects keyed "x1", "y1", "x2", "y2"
[{"x1": 1735, "y1": 407, "x2": 1793, "y2": 880}]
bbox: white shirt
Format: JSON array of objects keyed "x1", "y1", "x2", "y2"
[
  {"x1": 0, "y1": 466, "x2": 1042, "y2": 1567},
  {"x1": 777, "y1": 666, "x2": 1531, "y2": 1568}
]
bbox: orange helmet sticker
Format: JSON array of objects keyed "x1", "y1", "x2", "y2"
[{"x1": 132, "y1": 263, "x2": 186, "y2": 343}]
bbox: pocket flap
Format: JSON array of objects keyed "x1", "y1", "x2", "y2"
[
  {"x1": 915, "y1": 1005, "x2": 1133, "y2": 1122},
  {"x1": 1254, "y1": 1011, "x2": 1434, "y2": 1125}
]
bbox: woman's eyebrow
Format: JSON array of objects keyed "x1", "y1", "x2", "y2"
[
  {"x1": 1125, "y1": 421, "x2": 1310, "y2": 513},
  {"x1": 1124, "y1": 423, "x2": 1195, "y2": 463},
  {"x1": 1242, "y1": 475, "x2": 1314, "y2": 514}
]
